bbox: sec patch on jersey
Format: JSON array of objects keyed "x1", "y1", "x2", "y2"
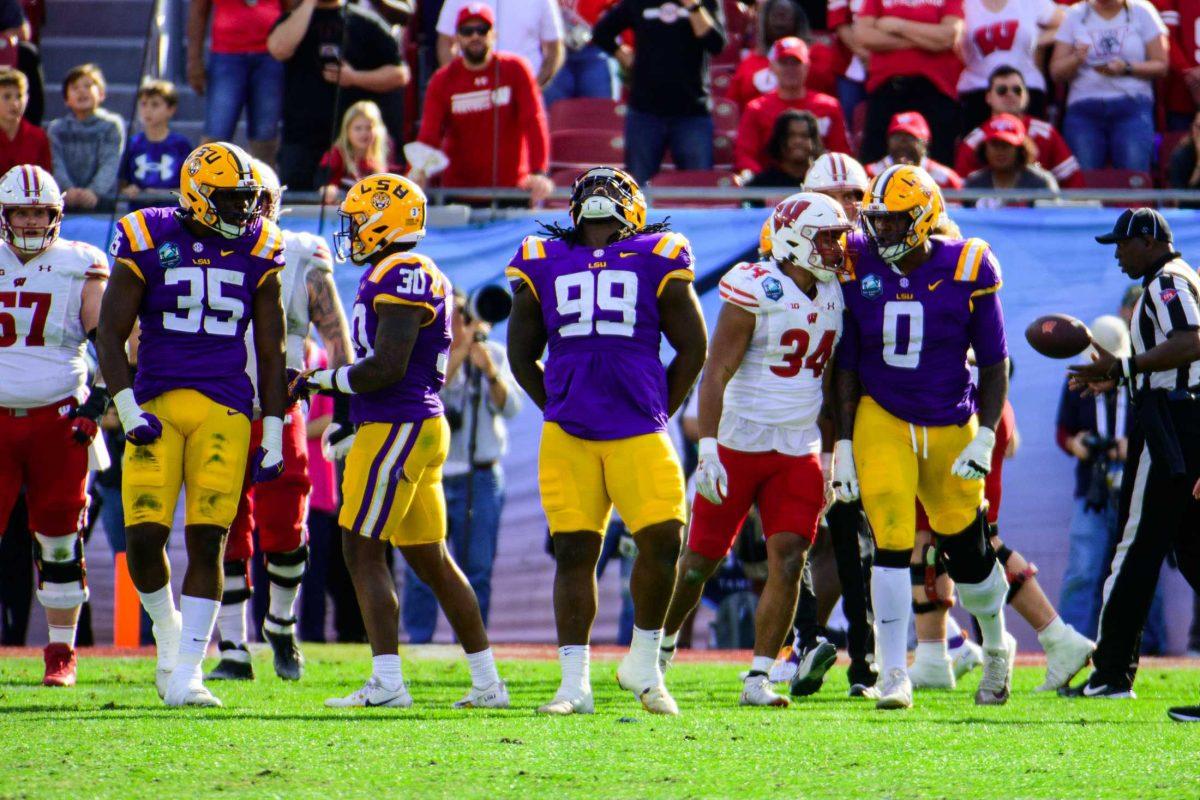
[{"x1": 1025, "y1": 314, "x2": 1092, "y2": 359}]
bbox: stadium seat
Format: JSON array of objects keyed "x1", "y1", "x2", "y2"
[
  {"x1": 648, "y1": 170, "x2": 740, "y2": 207},
  {"x1": 1081, "y1": 168, "x2": 1154, "y2": 189},
  {"x1": 713, "y1": 133, "x2": 735, "y2": 168},
  {"x1": 549, "y1": 97, "x2": 626, "y2": 134},
  {"x1": 550, "y1": 130, "x2": 625, "y2": 171},
  {"x1": 711, "y1": 63, "x2": 736, "y2": 96},
  {"x1": 712, "y1": 97, "x2": 739, "y2": 136},
  {"x1": 1157, "y1": 130, "x2": 1187, "y2": 185}
]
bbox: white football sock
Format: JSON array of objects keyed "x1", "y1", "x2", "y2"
[
  {"x1": 217, "y1": 600, "x2": 248, "y2": 646},
  {"x1": 750, "y1": 655, "x2": 774, "y2": 676},
  {"x1": 264, "y1": 581, "x2": 300, "y2": 635},
  {"x1": 1037, "y1": 615, "x2": 1068, "y2": 649},
  {"x1": 172, "y1": 595, "x2": 220, "y2": 686},
  {"x1": 956, "y1": 562, "x2": 1009, "y2": 651},
  {"x1": 661, "y1": 631, "x2": 678, "y2": 650},
  {"x1": 558, "y1": 644, "x2": 590, "y2": 696},
  {"x1": 372, "y1": 654, "x2": 404, "y2": 690},
  {"x1": 466, "y1": 647, "x2": 500, "y2": 689},
  {"x1": 138, "y1": 585, "x2": 179, "y2": 669},
  {"x1": 48, "y1": 624, "x2": 77, "y2": 648},
  {"x1": 872, "y1": 566, "x2": 911, "y2": 674},
  {"x1": 627, "y1": 626, "x2": 663, "y2": 680},
  {"x1": 915, "y1": 640, "x2": 948, "y2": 663}
]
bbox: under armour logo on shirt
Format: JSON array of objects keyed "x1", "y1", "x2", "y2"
[{"x1": 133, "y1": 153, "x2": 178, "y2": 182}]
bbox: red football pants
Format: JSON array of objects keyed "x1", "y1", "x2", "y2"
[
  {"x1": 688, "y1": 445, "x2": 824, "y2": 561},
  {"x1": 0, "y1": 400, "x2": 88, "y2": 537},
  {"x1": 225, "y1": 405, "x2": 311, "y2": 561}
]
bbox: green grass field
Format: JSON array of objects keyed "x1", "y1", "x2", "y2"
[{"x1": 1, "y1": 645, "x2": 1197, "y2": 800}]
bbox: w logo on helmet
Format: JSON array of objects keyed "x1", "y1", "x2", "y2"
[{"x1": 772, "y1": 199, "x2": 811, "y2": 231}]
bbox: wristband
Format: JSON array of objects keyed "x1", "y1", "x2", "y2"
[
  {"x1": 112, "y1": 388, "x2": 143, "y2": 430},
  {"x1": 698, "y1": 437, "x2": 719, "y2": 458},
  {"x1": 261, "y1": 415, "x2": 284, "y2": 452},
  {"x1": 314, "y1": 366, "x2": 355, "y2": 394}
]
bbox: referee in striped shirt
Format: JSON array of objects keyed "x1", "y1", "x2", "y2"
[{"x1": 1064, "y1": 208, "x2": 1200, "y2": 718}]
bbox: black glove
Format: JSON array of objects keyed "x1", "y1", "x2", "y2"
[{"x1": 68, "y1": 386, "x2": 110, "y2": 445}]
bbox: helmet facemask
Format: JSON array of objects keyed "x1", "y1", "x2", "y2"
[
  {"x1": 777, "y1": 223, "x2": 852, "y2": 282},
  {"x1": 570, "y1": 168, "x2": 644, "y2": 231},
  {"x1": 203, "y1": 185, "x2": 262, "y2": 239},
  {"x1": 335, "y1": 210, "x2": 373, "y2": 264},
  {"x1": 861, "y1": 204, "x2": 923, "y2": 264},
  {"x1": 2, "y1": 204, "x2": 61, "y2": 254}
]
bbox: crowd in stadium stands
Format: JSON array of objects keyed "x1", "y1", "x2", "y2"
[{"x1": 1, "y1": 0, "x2": 1199, "y2": 210}]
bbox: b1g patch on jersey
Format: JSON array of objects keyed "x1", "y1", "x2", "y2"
[
  {"x1": 158, "y1": 241, "x2": 181, "y2": 270},
  {"x1": 762, "y1": 277, "x2": 783, "y2": 301},
  {"x1": 861, "y1": 273, "x2": 882, "y2": 300}
]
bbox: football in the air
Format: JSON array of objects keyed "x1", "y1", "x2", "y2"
[{"x1": 1025, "y1": 313, "x2": 1092, "y2": 359}]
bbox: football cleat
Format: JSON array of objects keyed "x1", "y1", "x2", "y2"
[
  {"x1": 453, "y1": 681, "x2": 510, "y2": 709},
  {"x1": 975, "y1": 633, "x2": 1017, "y2": 706},
  {"x1": 740, "y1": 674, "x2": 790, "y2": 707},
  {"x1": 910, "y1": 652, "x2": 956, "y2": 690},
  {"x1": 325, "y1": 677, "x2": 413, "y2": 708},
  {"x1": 263, "y1": 621, "x2": 304, "y2": 681},
  {"x1": 789, "y1": 639, "x2": 838, "y2": 697},
  {"x1": 1037, "y1": 627, "x2": 1095, "y2": 692},
  {"x1": 849, "y1": 683, "x2": 880, "y2": 699},
  {"x1": 876, "y1": 667, "x2": 914, "y2": 710},
  {"x1": 616, "y1": 665, "x2": 679, "y2": 716},
  {"x1": 1167, "y1": 705, "x2": 1200, "y2": 722},
  {"x1": 951, "y1": 638, "x2": 984, "y2": 680},
  {"x1": 42, "y1": 643, "x2": 77, "y2": 687},
  {"x1": 768, "y1": 644, "x2": 799, "y2": 684},
  {"x1": 205, "y1": 642, "x2": 255, "y2": 681},
  {"x1": 1058, "y1": 676, "x2": 1136, "y2": 700},
  {"x1": 537, "y1": 690, "x2": 595, "y2": 715},
  {"x1": 164, "y1": 679, "x2": 223, "y2": 708}
]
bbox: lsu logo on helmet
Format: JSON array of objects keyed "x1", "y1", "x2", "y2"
[
  {"x1": 179, "y1": 142, "x2": 262, "y2": 239},
  {"x1": 860, "y1": 164, "x2": 942, "y2": 264},
  {"x1": 335, "y1": 173, "x2": 426, "y2": 264}
]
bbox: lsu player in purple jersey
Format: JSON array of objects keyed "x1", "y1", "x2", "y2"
[
  {"x1": 96, "y1": 142, "x2": 289, "y2": 707},
  {"x1": 506, "y1": 167, "x2": 707, "y2": 716},
  {"x1": 301, "y1": 174, "x2": 507, "y2": 711},
  {"x1": 832, "y1": 164, "x2": 1015, "y2": 709}
]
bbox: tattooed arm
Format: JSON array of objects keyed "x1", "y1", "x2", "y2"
[{"x1": 306, "y1": 267, "x2": 352, "y2": 368}]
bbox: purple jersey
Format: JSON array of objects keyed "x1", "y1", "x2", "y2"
[
  {"x1": 837, "y1": 234, "x2": 1008, "y2": 427},
  {"x1": 110, "y1": 206, "x2": 285, "y2": 417},
  {"x1": 349, "y1": 252, "x2": 451, "y2": 425},
  {"x1": 506, "y1": 230, "x2": 695, "y2": 440}
]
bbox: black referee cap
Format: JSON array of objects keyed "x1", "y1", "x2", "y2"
[{"x1": 1096, "y1": 207, "x2": 1173, "y2": 244}]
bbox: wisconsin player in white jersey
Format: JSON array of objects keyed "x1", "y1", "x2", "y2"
[
  {"x1": 208, "y1": 161, "x2": 353, "y2": 683},
  {"x1": 659, "y1": 193, "x2": 851, "y2": 707},
  {"x1": 0, "y1": 165, "x2": 109, "y2": 687}
]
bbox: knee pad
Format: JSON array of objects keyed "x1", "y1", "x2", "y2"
[
  {"x1": 33, "y1": 532, "x2": 89, "y2": 609},
  {"x1": 222, "y1": 558, "x2": 252, "y2": 604},
  {"x1": 910, "y1": 551, "x2": 952, "y2": 615},
  {"x1": 933, "y1": 512, "x2": 995, "y2": 586},
  {"x1": 266, "y1": 544, "x2": 309, "y2": 589}
]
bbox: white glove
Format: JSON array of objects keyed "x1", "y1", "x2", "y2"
[
  {"x1": 952, "y1": 426, "x2": 996, "y2": 481},
  {"x1": 832, "y1": 439, "x2": 859, "y2": 503},
  {"x1": 321, "y1": 422, "x2": 356, "y2": 461},
  {"x1": 694, "y1": 437, "x2": 728, "y2": 505},
  {"x1": 820, "y1": 451, "x2": 835, "y2": 514}
]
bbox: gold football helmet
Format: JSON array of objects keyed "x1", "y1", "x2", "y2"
[
  {"x1": 758, "y1": 218, "x2": 773, "y2": 256},
  {"x1": 179, "y1": 142, "x2": 261, "y2": 238},
  {"x1": 569, "y1": 166, "x2": 646, "y2": 231},
  {"x1": 860, "y1": 164, "x2": 942, "y2": 264},
  {"x1": 335, "y1": 173, "x2": 427, "y2": 264}
]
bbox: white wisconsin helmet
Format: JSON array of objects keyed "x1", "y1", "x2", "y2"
[
  {"x1": 769, "y1": 191, "x2": 853, "y2": 282},
  {"x1": 803, "y1": 152, "x2": 869, "y2": 193},
  {"x1": 251, "y1": 158, "x2": 283, "y2": 222},
  {"x1": 0, "y1": 165, "x2": 63, "y2": 253}
]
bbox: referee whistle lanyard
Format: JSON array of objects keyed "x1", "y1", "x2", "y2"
[{"x1": 1095, "y1": 389, "x2": 1127, "y2": 442}]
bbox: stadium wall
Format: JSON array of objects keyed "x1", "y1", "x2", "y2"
[{"x1": 59, "y1": 208, "x2": 1200, "y2": 650}]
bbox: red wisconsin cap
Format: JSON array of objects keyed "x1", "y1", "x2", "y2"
[
  {"x1": 887, "y1": 111, "x2": 931, "y2": 142},
  {"x1": 456, "y1": 2, "x2": 495, "y2": 28},
  {"x1": 769, "y1": 36, "x2": 810, "y2": 64},
  {"x1": 982, "y1": 113, "x2": 1027, "y2": 146}
]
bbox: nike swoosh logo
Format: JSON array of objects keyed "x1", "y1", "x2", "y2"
[
  {"x1": 1083, "y1": 684, "x2": 1110, "y2": 696},
  {"x1": 221, "y1": 250, "x2": 235, "y2": 257},
  {"x1": 619, "y1": 252, "x2": 637, "y2": 258},
  {"x1": 880, "y1": 618, "x2": 899, "y2": 624},
  {"x1": 928, "y1": 279, "x2": 944, "y2": 291},
  {"x1": 226, "y1": 409, "x2": 239, "y2": 416}
]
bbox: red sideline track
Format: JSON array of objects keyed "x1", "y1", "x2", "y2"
[{"x1": 1, "y1": 645, "x2": 1197, "y2": 669}]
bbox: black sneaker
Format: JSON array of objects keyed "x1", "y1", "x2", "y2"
[
  {"x1": 263, "y1": 615, "x2": 304, "y2": 681},
  {"x1": 1168, "y1": 705, "x2": 1200, "y2": 722},
  {"x1": 790, "y1": 640, "x2": 838, "y2": 697},
  {"x1": 205, "y1": 641, "x2": 255, "y2": 681},
  {"x1": 1057, "y1": 675, "x2": 1136, "y2": 699}
]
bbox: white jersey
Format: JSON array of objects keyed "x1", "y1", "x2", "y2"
[
  {"x1": 716, "y1": 260, "x2": 843, "y2": 456},
  {"x1": 0, "y1": 238, "x2": 108, "y2": 408},
  {"x1": 246, "y1": 229, "x2": 333, "y2": 402}
]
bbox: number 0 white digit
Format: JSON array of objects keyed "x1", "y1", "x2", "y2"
[{"x1": 882, "y1": 300, "x2": 923, "y2": 369}]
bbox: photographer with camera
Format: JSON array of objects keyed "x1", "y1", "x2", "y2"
[
  {"x1": 1056, "y1": 315, "x2": 1132, "y2": 641},
  {"x1": 402, "y1": 286, "x2": 520, "y2": 643}
]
